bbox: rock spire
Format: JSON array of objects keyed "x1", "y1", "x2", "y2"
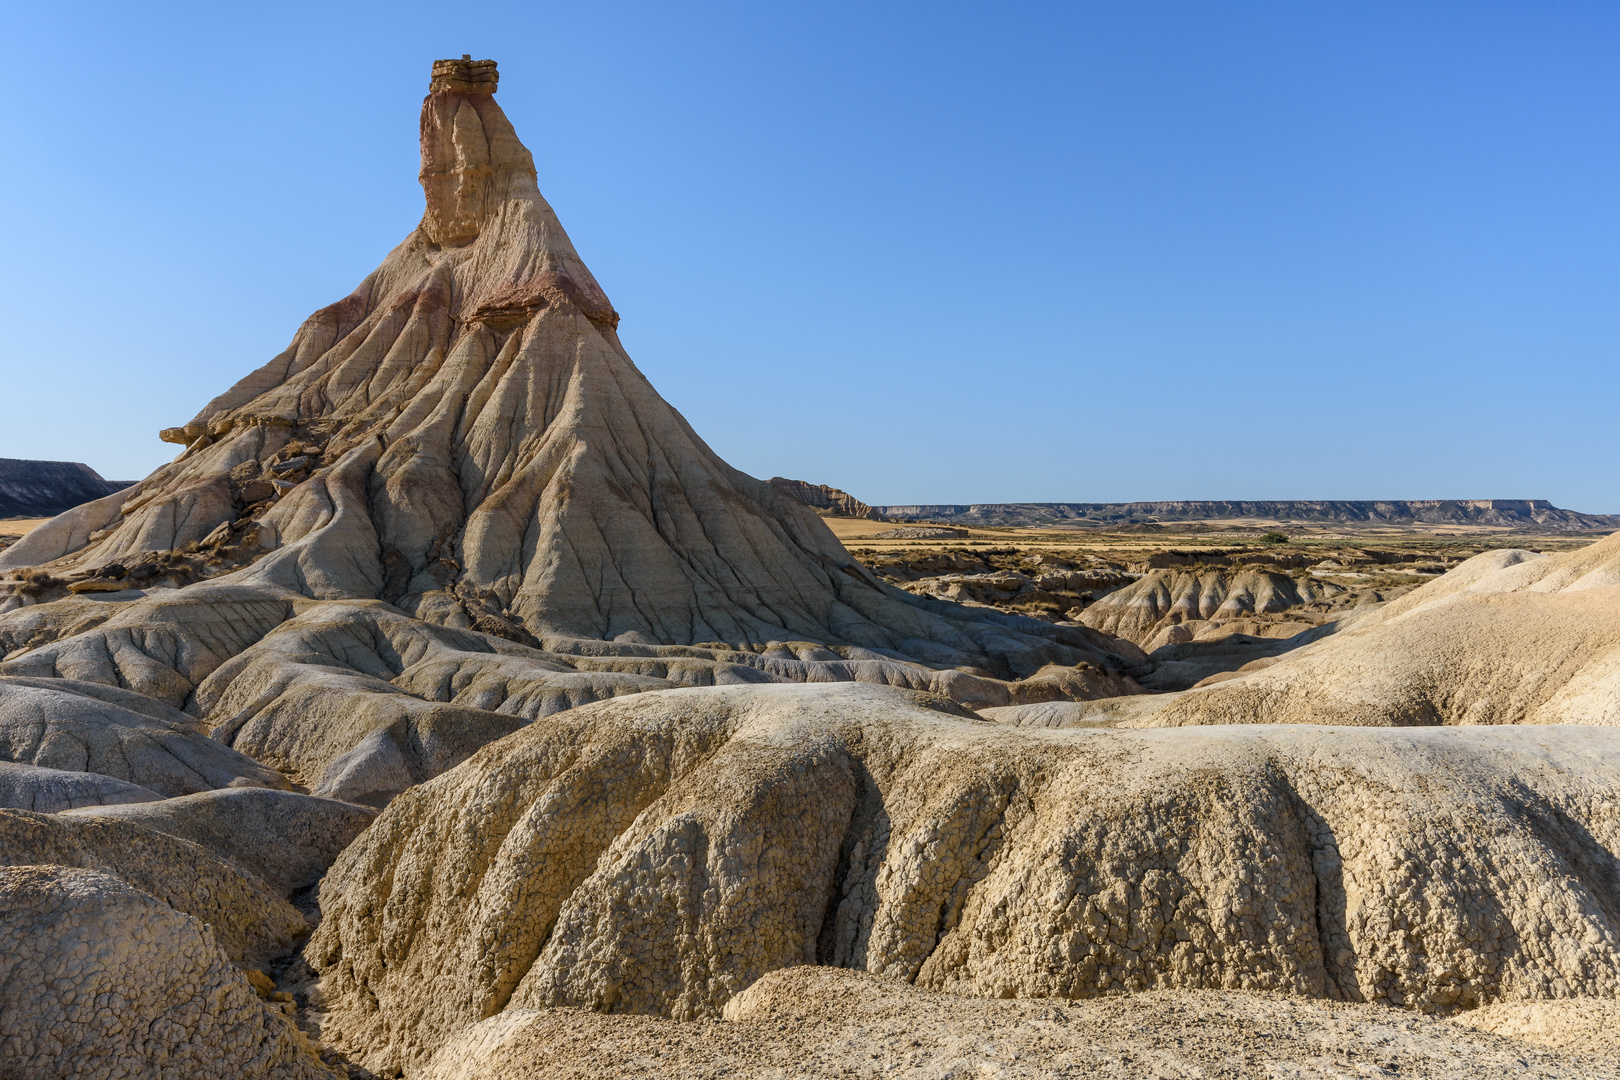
[{"x1": 1, "y1": 58, "x2": 1134, "y2": 695}]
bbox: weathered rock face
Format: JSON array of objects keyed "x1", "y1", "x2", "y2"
[
  {"x1": 0, "y1": 760, "x2": 162, "y2": 812},
  {"x1": 768, "y1": 477, "x2": 883, "y2": 520},
  {"x1": 0, "y1": 866, "x2": 337, "y2": 1080},
  {"x1": 0, "y1": 674, "x2": 291, "y2": 795},
  {"x1": 307, "y1": 682, "x2": 1620, "y2": 1075},
  {"x1": 64, "y1": 788, "x2": 377, "y2": 898},
  {"x1": 1078, "y1": 566, "x2": 1348, "y2": 646},
  {"x1": 0, "y1": 808, "x2": 309, "y2": 967}
]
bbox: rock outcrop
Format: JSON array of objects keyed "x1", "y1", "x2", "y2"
[
  {"x1": 307, "y1": 681, "x2": 1620, "y2": 1074},
  {"x1": 65, "y1": 788, "x2": 377, "y2": 898},
  {"x1": 768, "y1": 477, "x2": 884, "y2": 519},
  {"x1": 0, "y1": 760, "x2": 162, "y2": 812},
  {"x1": 0, "y1": 808, "x2": 309, "y2": 967},
  {"x1": 1078, "y1": 566, "x2": 1350, "y2": 646},
  {"x1": 0, "y1": 675, "x2": 291, "y2": 795},
  {"x1": 1126, "y1": 532, "x2": 1620, "y2": 727}
]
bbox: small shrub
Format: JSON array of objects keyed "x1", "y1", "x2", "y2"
[{"x1": 1261, "y1": 532, "x2": 1289, "y2": 545}]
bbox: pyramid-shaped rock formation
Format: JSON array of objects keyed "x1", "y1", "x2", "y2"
[
  {"x1": 1, "y1": 58, "x2": 1118, "y2": 666},
  {"x1": 0, "y1": 58, "x2": 1141, "y2": 804}
]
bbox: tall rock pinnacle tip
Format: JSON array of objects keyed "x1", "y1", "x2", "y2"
[
  {"x1": 430, "y1": 56, "x2": 498, "y2": 95},
  {"x1": 419, "y1": 57, "x2": 517, "y2": 246}
]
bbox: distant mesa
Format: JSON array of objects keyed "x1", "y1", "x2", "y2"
[
  {"x1": 874, "y1": 499, "x2": 1620, "y2": 531},
  {"x1": 0, "y1": 459, "x2": 133, "y2": 520}
]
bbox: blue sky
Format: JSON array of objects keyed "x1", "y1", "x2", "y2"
[{"x1": 3, "y1": 2, "x2": 1617, "y2": 509}]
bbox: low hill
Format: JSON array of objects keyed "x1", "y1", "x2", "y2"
[{"x1": 0, "y1": 459, "x2": 132, "y2": 518}]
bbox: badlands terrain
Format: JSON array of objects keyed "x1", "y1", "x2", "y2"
[{"x1": 1, "y1": 58, "x2": 1618, "y2": 1079}]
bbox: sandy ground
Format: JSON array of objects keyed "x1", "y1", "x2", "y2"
[
  {"x1": 0, "y1": 518, "x2": 49, "y2": 536},
  {"x1": 417, "y1": 967, "x2": 1620, "y2": 1079}
]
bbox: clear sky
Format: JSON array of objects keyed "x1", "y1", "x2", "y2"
[{"x1": 3, "y1": 2, "x2": 1617, "y2": 509}]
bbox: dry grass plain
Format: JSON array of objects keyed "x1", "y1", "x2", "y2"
[{"x1": 821, "y1": 512, "x2": 1601, "y2": 564}]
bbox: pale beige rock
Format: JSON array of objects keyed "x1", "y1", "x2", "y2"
[
  {"x1": 1129, "y1": 534, "x2": 1620, "y2": 727},
  {"x1": 0, "y1": 760, "x2": 162, "y2": 812},
  {"x1": 193, "y1": 600, "x2": 606, "y2": 800},
  {"x1": 0, "y1": 808, "x2": 309, "y2": 967},
  {"x1": 0, "y1": 865, "x2": 338, "y2": 1080},
  {"x1": 1453, "y1": 996, "x2": 1620, "y2": 1054},
  {"x1": 64, "y1": 787, "x2": 377, "y2": 897},
  {"x1": 0, "y1": 591, "x2": 150, "y2": 656},
  {"x1": 0, "y1": 584, "x2": 300, "y2": 706},
  {"x1": 0, "y1": 674, "x2": 291, "y2": 795},
  {"x1": 418, "y1": 966, "x2": 1620, "y2": 1079},
  {"x1": 307, "y1": 682, "x2": 1620, "y2": 1075},
  {"x1": 1080, "y1": 566, "x2": 1348, "y2": 645}
]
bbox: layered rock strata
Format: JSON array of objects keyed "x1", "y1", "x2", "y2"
[
  {"x1": 0, "y1": 458, "x2": 132, "y2": 518},
  {"x1": 768, "y1": 477, "x2": 883, "y2": 520},
  {"x1": 875, "y1": 499, "x2": 1620, "y2": 531}
]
